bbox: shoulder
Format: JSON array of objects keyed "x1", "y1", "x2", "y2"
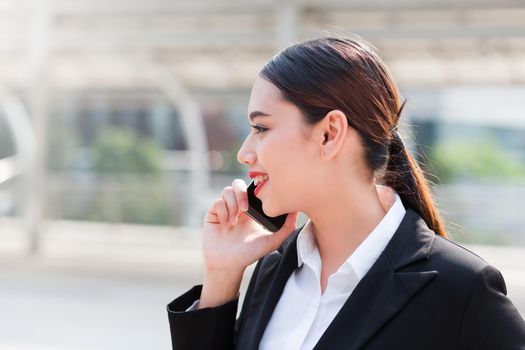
[
  {"x1": 388, "y1": 208, "x2": 504, "y2": 293},
  {"x1": 431, "y1": 235, "x2": 491, "y2": 273},
  {"x1": 431, "y1": 235, "x2": 508, "y2": 291},
  {"x1": 392, "y1": 217, "x2": 512, "y2": 306}
]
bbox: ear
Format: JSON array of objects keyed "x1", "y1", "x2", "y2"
[{"x1": 318, "y1": 110, "x2": 348, "y2": 159}]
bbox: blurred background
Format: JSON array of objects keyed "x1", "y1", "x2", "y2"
[{"x1": 1, "y1": 0, "x2": 524, "y2": 349}]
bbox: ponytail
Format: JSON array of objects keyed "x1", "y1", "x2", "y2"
[{"x1": 384, "y1": 127, "x2": 448, "y2": 238}]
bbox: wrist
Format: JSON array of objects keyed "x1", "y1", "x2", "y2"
[{"x1": 199, "y1": 268, "x2": 244, "y2": 309}]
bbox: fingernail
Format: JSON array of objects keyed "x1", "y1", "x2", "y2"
[{"x1": 241, "y1": 202, "x2": 248, "y2": 211}]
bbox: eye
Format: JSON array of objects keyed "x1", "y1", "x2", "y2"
[{"x1": 250, "y1": 124, "x2": 268, "y2": 134}]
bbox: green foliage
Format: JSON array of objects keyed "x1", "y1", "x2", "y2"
[
  {"x1": 430, "y1": 136, "x2": 525, "y2": 183},
  {"x1": 88, "y1": 127, "x2": 172, "y2": 225},
  {"x1": 93, "y1": 128, "x2": 161, "y2": 175}
]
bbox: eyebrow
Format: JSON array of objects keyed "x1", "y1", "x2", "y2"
[{"x1": 249, "y1": 111, "x2": 271, "y2": 122}]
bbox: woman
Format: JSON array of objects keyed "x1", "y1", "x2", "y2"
[{"x1": 167, "y1": 37, "x2": 525, "y2": 349}]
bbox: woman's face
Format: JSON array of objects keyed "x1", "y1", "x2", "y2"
[{"x1": 237, "y1": 76, "x2": 322, "y2": 217}]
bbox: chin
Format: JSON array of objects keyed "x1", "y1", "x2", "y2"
[
  {"x1": 262, "y1": 201, "x2": 287, "y2": 218},
  {"x1": 261, "y1": 201, "x2": 277, "y2": 217}
]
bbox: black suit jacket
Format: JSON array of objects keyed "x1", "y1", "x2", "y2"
[{"x1": 167, "y1": 208, "x2": 525, "y2": 349}]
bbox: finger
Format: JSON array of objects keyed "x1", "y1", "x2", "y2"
[
  {"x1": 212, "y1": 199, "x2": 229, "y2": 226},
  {"x1": 232, "y1": 179, "x2": 248, "y2": 212},
  {"x1": 204, "y1": 211, "x2": 219, "y2": 224},
  {"x1": 222, "y1": 186, "x2": 238, "y2": 225}
]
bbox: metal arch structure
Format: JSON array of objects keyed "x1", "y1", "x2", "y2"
[
  {"x1": 0, "y1": 1, "x2": 53, "y2": 255},
  {"x1": 0, "y1": 85, "x2": 39, "y2": 253},
  {"x1": 142, "y1": 61, "x2": 211, "y2": 228},
  {"x1": 0, "y1": 86, "x2": 36, "y2": 182}
]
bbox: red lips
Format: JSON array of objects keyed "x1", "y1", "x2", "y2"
[
  {"x1": 248, "y1": 171, "x2": 269, "y2": 197},
  {"x1": 254, "y1": 179, "x2": 268, "y2": 197},
  {"x1": 248, "y1": 171, "x2": 268, "y2": 179}
]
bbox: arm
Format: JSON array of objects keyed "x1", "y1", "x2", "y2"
[
  {"x1": 459, "y1": 265, "x2": 525, "y2": 350},
  {"x1": 167, "y1": 285, "x2": 238, "y2": 350},
  {"x1": 166, "y1": 259, "x2": 263, "y2": 350}
]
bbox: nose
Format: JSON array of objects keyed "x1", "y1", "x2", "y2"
[{"x1": 237, "y1": 138, "x2": 256, "y2": 165}]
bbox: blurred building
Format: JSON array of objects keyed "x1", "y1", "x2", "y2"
[{"x1": 1, "y1": 0, "x2": 525, "y2": 243}]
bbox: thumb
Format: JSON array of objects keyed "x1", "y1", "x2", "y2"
[{"x1": 267, "y1": 211, "x2": 300, "y2": 250}]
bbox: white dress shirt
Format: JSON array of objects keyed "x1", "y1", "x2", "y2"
[{"x1": 259, "y1": 186, "x2": 406, "y2": 350}]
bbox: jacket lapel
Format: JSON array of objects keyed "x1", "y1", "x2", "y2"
[{"x1": 313, "y1": 208, "x2": 438, "y2": 349}]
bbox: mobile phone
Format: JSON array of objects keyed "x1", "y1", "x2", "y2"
[{"x1": 245, "y1": 180, "x2": 288, "y2": 232}]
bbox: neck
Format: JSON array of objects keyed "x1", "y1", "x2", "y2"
[{"x1": 303, "y1": 180, "x2": 392, "y2": 274}]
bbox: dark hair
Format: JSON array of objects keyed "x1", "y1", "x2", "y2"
[{"x1": 260, "y1": 36, "x2": 447, "y2": 238}]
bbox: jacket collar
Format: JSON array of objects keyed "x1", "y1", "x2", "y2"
[
  {"x1": 313, "y1": 208, "x2": 438, "y2": 349},
  {"x1": 250, "y1": 207, "x2": 438, "y2": 350}
]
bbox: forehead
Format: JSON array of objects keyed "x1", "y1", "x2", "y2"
[
  {"x1": 247, "y1": 77, "x2": 314, "y2": 137},
  {"x1": 247, "y1": 76, "x2": 288, "y2": 119}
]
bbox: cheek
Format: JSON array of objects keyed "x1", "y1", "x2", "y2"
[
  {"x1": 263, "y1": 133, "x2": 303, "y2": 168},
  {"x1": 261, "y1": 135, "x2": 315, "y2": 215},
  {"x1": 268, "y1": 135, "x2": 313, "y2": 186}
]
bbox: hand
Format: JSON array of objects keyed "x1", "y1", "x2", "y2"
[
  {"x1": 202, "y1": 178, "x2": 299, "y2": 276},
  {"x1": 199, "y1": 178, "x2": 298, "y2": 308}
]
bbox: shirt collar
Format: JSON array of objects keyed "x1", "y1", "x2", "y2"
[
  {"x1": 296, "y1": 185, "x2": 406, "y2": 278},
  {"x1": 296, "y1": 219, "x2": 316, "y2": 268}
]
